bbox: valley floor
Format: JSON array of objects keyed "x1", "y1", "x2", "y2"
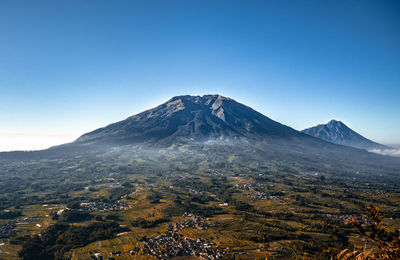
[{"x1": 0, "y1": 147, "x2": 399, "y2": 259}]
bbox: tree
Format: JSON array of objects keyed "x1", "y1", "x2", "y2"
[{"x1": 333, "y1": 206, "x2": 400, "y2": 260}]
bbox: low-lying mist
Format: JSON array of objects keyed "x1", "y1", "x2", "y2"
[{"x1": 369, "y1": 148, "x2": 400, "y2": 157}]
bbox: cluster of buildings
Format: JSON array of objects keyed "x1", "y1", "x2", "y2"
[
  {"x1": 249, "y1": 191, "x2": 268, "y2": 200},
  {"x1": 235, "y1": 182, "x2": 265, "y2": 191},
  {"x1": 173, "y1": 212, "x2": 210, "y2": 231},
  {"x1": 345, "y1": 187, "x2": 387, "y2": 195},
  {"x1": 141, "y1": 212, "x2": 224, "y2": 259},
  {"x1": 248, "y1": 192, "x2": 286, "y2": 202},
  {"x1": 235, "y1": 183, "x2": 254, "y2": 190},
  {"x1": 1, "y1": 215, "x2": 45, "y2": 238},
  {"x1": 15, "y1": 216, "x2": 43, "y2": 225},
  {"x1": 142, "y1": 231, "x2": 225, "y2": 259},
  {"x1": 208, "y1": 170, "x2": 224, "y2": 176},
  {"x1": 235, "y1": 182, "x2": 285, "y2": 202},
  {"x1": 186, "y1": 188, "x2": 204, "y2": 196},
  {"x1": 79, "y1": 201, "x2": 130, "y2": 212}
]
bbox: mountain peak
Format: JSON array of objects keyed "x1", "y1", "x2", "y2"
[
  {"x1": 167, "y1": 94, "x2": 231, "y2": 105},
  {"x1": 325, "y1": 120, "x2": 350, "y2": 131},
  {"x1": 327, "y1": 119, "x2": 343, "y2": 125},
  {"x1": 75, "y1": 94, "x2": 302, "y2": 146},
  {"x1": 302, "y1": 120, "x2": 389, "y2": 150}
]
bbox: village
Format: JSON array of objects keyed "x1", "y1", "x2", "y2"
[
  {"x1": 79, "y1": 201, "x2": 130, "y2": 212},
  {"x1": 175, "y1": 212, "x2": 211, "y2": 231},
  {"x1": 235, "y1": 183, "x2": 285, "y2": 201},
  {"x1": 142, "y1": 212, "x2": 223, "y2": 258},
  {"x1": 1, "y1": 215, "x2": 45, "y2": 239},
  {"x1": 142, "y1": 231, "x2": 225, "y2": 259},
  {"x1": 235, "y1": 182, "x2": 265, "y2": 191},
  {"x1": 88, "y1": 212, "x2": 224, "y2": 259}
]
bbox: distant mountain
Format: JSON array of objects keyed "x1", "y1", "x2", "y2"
[
  {"x1": 302, "y1": 120, "x2": 390, "y2": 150},
  {"x1": 75, "y1": 94, "x2": 307, "y2": 146}
]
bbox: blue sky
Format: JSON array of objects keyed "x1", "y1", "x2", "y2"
[{"x1": 0, "y1": 0, "x2": 399, "y2": 150}]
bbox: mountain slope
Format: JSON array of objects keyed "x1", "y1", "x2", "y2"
[
  {"x1": 302, "y1": 120, "x2": 390, "y2": 150},
  {"x1": 75, "y1": 95, "x2": 306, "y2": 146}
]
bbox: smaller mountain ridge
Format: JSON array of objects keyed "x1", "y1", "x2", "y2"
[{"x1": 302, "y1": 120, "x2": 390, "y2": 150}]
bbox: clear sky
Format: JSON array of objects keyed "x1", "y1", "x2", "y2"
[{"x1": 1, "y1": 0, "x2": 399, "y2": 151}]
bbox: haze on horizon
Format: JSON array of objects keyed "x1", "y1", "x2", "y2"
[{"x1": 1, "y1": 0, "x2": 399, "y2": 151}]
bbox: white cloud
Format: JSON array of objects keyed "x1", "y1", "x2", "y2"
[
  {"x1": 0, "y1": 133, "x2": 78, "y2": 152},
  {"x1": 369, "y1": 148, "x2": 400, "y2": 157}
]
